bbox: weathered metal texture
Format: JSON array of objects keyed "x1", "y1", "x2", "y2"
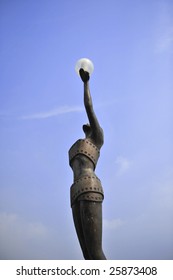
[{"x1": 70, "y1": 175, "x2": 104, "y2": 206}]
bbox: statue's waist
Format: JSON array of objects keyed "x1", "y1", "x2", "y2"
[{"x1": 70, "y1": 175, "x2": 104, "y2": 206}]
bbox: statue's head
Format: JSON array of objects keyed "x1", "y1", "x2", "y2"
[{"x1": 83, "y1": 124, "x2": 92, "y2": 138}]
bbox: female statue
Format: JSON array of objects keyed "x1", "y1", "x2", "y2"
[{"x1": 69, "y1": 67, "x2": 106, "y2": 260}]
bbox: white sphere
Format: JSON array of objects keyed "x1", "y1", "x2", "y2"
[{"x1": 75, "y1": 58, "x2": 94, "y2": 75}]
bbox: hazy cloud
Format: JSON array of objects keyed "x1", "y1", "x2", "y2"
[
  {"x1": 103, "y1": 218, "x2": 124, "y2": 230},
  {"x1": 115, "y1": 156, "x2": 132, "y2": 176},
  {"x1": 0, "y1": 212, "x2": 49, "y2": 259},
  {"x1": 156, "y1": 27, "x2": 173, "y2": 53},
  {"x1": 20, "y1": 105, "x2": 84, "y2": 120},
  {"x1": 0, "y1": 212, "x2": 82, "y2": 259}
]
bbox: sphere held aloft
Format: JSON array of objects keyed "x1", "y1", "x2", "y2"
[{"x1": 75, "y1": 58, "x2": 94, "y2": 76}]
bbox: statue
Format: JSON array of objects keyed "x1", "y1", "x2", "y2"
[{"x1": 68, "y1": 58, "x2": 106, "y2": 260}]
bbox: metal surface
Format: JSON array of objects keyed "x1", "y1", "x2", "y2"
[
  {"x1": 69, "y1": 139, "x2": 100, "y2": 169},
  {"x1": 70, "y1": 175, "x2": 104, "y2": 206},
  {"x1": 68, "y1": 66, "x2": 106, "y2": 260}
]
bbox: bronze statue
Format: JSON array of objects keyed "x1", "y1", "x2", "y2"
[{"x1": 69, "y1": 61, "x2": 106, "y2": 260}]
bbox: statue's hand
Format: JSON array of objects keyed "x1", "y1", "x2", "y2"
[{"x1": 79, "y1": 68, "x2": 90, "y2": 83}]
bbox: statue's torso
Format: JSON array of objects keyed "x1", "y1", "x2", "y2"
[
  {"x1": 69, "y1": 139, "x2": 104, "y2": 206},
  {"x1": 70, "y1": 154, "x2": 95, "y2": 181}
]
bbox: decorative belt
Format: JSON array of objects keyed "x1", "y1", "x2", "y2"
[
  {"x1": 70, "y1": 175, "x2": 104, "y2": 206},
  {"x1": 69, "y1": 139, "x2": 100, "y2": 169}
]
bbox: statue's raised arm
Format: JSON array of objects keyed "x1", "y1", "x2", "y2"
[{"x1": 79, "y1": 68, "x2": 104, "y2": 148}]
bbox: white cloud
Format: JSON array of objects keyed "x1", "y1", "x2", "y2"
[
  {"x1": 115, "y1": 156, "x2": 132, "y2": 176},
  {"x1": 20, "y1": 105, "x2": 84, "y2": 120}
]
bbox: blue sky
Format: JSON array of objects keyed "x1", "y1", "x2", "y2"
[{"x1": 0, "y1": 0, "x2": 173, "y2": 259}]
